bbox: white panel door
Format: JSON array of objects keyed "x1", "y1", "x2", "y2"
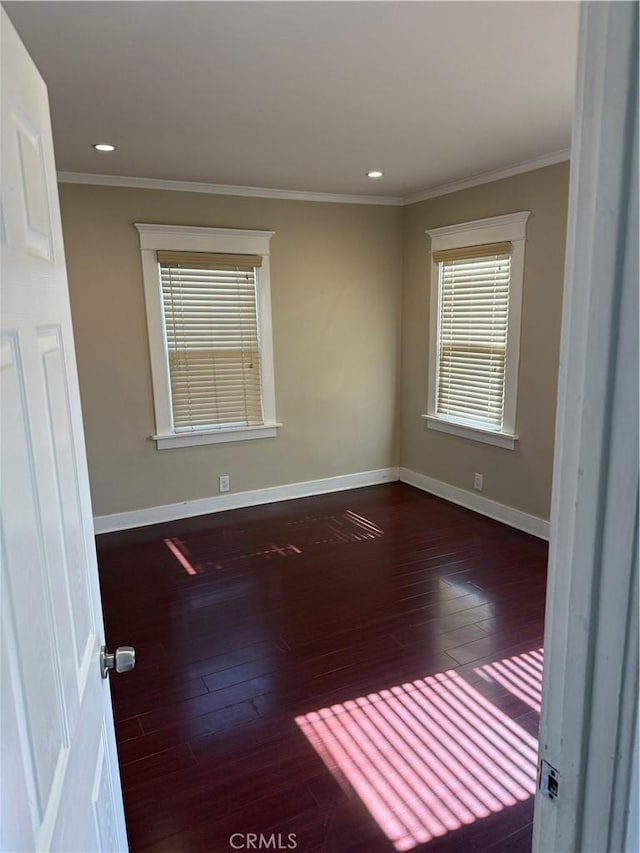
[{"x1": 0, "y1": 10, "x2": 129, "y2": 852}]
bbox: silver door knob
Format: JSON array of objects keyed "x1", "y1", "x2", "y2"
[{"x1": 100, "y1": 645, "x2": 135, "y2": 678}]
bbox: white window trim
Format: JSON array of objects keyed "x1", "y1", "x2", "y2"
[
  {"x1": 424, "y1": 211, "x2": 530, "y2": 449},
  {"x1": 135, "y1": 223, "x2": 280, "y2": 449}
]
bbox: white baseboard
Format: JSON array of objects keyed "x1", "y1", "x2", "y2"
[
  {"x1": 94, "y1": 464, "x2": 550, "y2": 540},
  {"x1": 93, "y1": 467, "x2": 400, "y2": 534},
  {"x1": 399, "y1": 467, "x2": 550, "y2": 540}
]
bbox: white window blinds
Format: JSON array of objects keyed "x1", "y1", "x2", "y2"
[
  {"x1": 434, "y1": 242, "x2": 512, "y2": 430},
  {"x1": 158, "y1": 251, "x2": 264, "y2": 432}
]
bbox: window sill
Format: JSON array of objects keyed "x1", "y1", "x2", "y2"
[
  {"x1": 421, "y1": 415, "x2": 517, "y2": 450},
  {"x1": 152, "y1": 423, "x2": 281, "y2": 450}
]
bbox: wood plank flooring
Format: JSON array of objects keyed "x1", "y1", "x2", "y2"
[{"x1": 97, "y1": 483, "x2": 548, "y2": 853}]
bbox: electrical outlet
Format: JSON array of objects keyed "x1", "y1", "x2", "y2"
[
  {"x1": 474, "y1": 473, "x2": 484, "y2": 491},
  {"x1": 219, "y1": 475, "x2": 230, "y2": 493}
]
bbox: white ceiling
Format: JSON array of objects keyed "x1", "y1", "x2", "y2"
[{"x1": 5, "y1": 1, "x2": 579, "y2": 199}]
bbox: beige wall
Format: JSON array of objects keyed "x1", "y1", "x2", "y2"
[
  {"x1": 59, "y1": 185, "x2": 403, "y2": 517},
  {"x1": 60, "y1": 163, "x2": 569, "y2": 522},
  {"x1": 400, "y1": 162, "x2": 570, "y2": 520}
]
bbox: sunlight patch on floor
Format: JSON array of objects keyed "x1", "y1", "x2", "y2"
[
  {"x1": 476, "y1": 648, "x2": 543, "y2": 712},
  {"x1": 296, "y1": 664, "x2": 540, "y2": 851},
  {"x1": 164, "y1": 537, "x2": 198, "y2": 575}
]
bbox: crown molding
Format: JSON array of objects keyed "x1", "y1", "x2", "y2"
[
  {"x1": 402, "y1": 149, "x2": 571, "y2": 205},
  {"x1": 56, "y1": 171, "x2": 404, "y2": 206},
  {"x1": 57, "y1": 149, "x2": 571, "y2": 208}
]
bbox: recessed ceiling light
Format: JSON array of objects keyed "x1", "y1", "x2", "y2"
[
  {"x1": 92, "y1": 143, "x2": 116, "y2": 152},
  {"x1": 367, "y1": 170, "x2": 384, "y2": 179}
]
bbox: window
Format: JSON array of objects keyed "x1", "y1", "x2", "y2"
[
  {"x1": 136, "y1": 224, "x2": 279, "y2": 449},
  {"x1": 424, "y1": 212, "x2": 530, "y2": 449}
]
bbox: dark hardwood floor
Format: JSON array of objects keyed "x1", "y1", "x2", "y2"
[{"x1": 97, "y1": 482, "x2": 548, "y2": 853}]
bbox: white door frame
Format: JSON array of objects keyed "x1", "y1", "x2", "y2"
[{"x1": 533, "y1": 2, "x2": 638, "y2": 851}]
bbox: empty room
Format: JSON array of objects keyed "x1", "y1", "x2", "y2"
[{"x1": 1, "y1": 2, "x2": 637, "y2": 853}]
